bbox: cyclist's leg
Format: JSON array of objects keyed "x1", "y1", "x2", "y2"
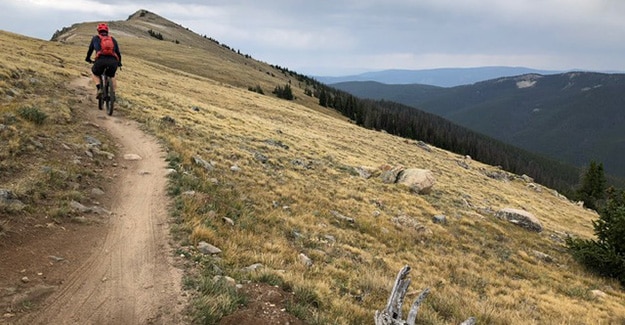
[
  {"x1": 104, "y1": 59, "x2": 118, "y2": 94},
  {"x1": 91, "y1": 74, "x2": 100, "y2": 86},
  {"x1": 91, "y1": 60, "x2": 106, "y2": 97}
]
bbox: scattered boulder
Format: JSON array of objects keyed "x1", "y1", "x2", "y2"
[
  {"x1": 291, "y1": 158, "x2": 313, "y2": 169},
  {"x1": 456, "y1": 160, "x2": 470, "y2": 170},
  {"x1": 354, "y1": 166, "x2": 377, "y2": 179},
  {"x1": 552, "y1": 190, "x2": 567, "y2": 200},
  {"x1": 495, "y1": 208, "x2": 543, "y2": 232},
  {"x1": 70, "y1": 201, "x2": 91, "y2": 213},
  {"x1": 392, "y1": 215, "x2": 432, "y2": 236},
  {"x1": 222, "y1": 217, "x2": 235, "y2": 226},
  {"x1": 84, "y1": 136, "x2": 102, "y2": 146},
  {"x1": 532, "y1": 250, "x2": 554, "y2": 263},
  {"x1": 193, "y1": 155, "x2": 214, "y2": 171},
  {"x1": 591, "y1": 290, "x2": 607, "y2": 299},
  {"x1": 197, "y1": 241, "x2": 222, "y2": 255},
  {"x1": 0, "y1": 189, "x2": 24, "y2": 207},
  {"x1": 91, "y1": 147, "x2": 115, "y2": 160},
  {"x1": 299, "y1": 253, "x2": 313, "y2": 267},
  {"x1": 484, "y1": 170, "x2": 509, "y2": 181},
  {"x1": 91, "y1": 206, "x2": 112, "y2": 215},
  {"x1": 380, "y1": 165, "x2": 405, "y2": 184},
  {"x1": 397, "y1": 169, "x2": 436, "y2": 194},
  {"x1": 331, "y1": 210, "x2": 354, "y2": 223},
  {"x1": 416, "y1": 141, "x2": 432, "y2": 152},
  {"x1": 432, "y1": 215, "x2": 447, "y2": 225},
  {"x1": 91, "y1": 188, "x2": 105, "y2": 196},
  {"x1": 30, "y1": 138, "x2": 44, "y2": 149},
  {"x1": 243, "y1": 263, "x2": 264, "y2": 272},
  {"x1": 253, "y1": 152, "x2": 268, "y2": 164},
  {"x1": 213, "y1": 275, "x2": 236, "y2": 287},
  {"x1": 264, "y1": 139, "x2": 289, "y2": 150}
]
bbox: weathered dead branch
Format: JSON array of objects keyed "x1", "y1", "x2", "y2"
[{"x1": 374, "y1": 265, "x2": 476, "y2": 325}]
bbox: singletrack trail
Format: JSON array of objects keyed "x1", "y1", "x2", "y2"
[{"x1": 18, "y1": 77, "x2": 187, "y2": 324}]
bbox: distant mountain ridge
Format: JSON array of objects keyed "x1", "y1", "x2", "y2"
[
  {"x1": 316, "y1": 67, "x2": 564, "y2": 87},
  {"x1": 331, "y1": 72, "x2": 625, "y2": 179}
]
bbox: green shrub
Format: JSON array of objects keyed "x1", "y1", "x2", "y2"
[
  {"x1": 248, "y1": 85, "x2": 264, "y2": 95},
  {"x1": 18, "y1": 106, "x2": 47, "y2": 125},
  {"x1": 192, "y1": 275, "x2": 247, "y2": 324},
  {"x1": 147, "y1": 29, "x2": 164, "y2": 40}
]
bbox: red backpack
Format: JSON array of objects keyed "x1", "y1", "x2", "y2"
[{"x1": 97, "y1": 35, "x2": 119, "y2": 60}]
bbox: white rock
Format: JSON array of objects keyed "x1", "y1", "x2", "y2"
[
  {"x1": 299, "y1": 253, "x2": 313, "y2": 267},
  {"x1": 123, "y1": 154, "x2": 142, "y2": 160}
]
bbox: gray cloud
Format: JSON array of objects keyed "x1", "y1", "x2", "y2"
[{"x1": 1, "y1": 0, "x2": 625, "y2": 75}]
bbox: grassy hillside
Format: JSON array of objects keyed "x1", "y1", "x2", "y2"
[{"x1": 2, "y1": 10, "x2": 625, "y2": 324}]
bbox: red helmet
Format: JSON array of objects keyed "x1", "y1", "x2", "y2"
[{"x1": 97, "y1": 23, "x2": 109, "y2": 33}]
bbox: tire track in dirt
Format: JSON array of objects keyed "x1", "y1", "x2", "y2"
[{"x1": 17, "y1": 77, "x2": 187, "y2": 325}]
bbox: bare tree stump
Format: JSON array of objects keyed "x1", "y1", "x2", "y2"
[{"x1": 374, "y1": 265, "x2": 476, "y2": 325}]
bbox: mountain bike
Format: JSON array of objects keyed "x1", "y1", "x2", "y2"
[{"x1": 98, "y1": 67, "x2": 115, "y2": 116}]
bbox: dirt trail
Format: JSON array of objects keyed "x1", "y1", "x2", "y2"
[{"x1": 15, "y1": 77, "x2": 187, "y2": 324}]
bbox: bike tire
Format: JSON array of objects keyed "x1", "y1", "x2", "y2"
[
  {"x1": 106, "y1": 77, "x2": 114, "y2": 116},
  {"x1": 98, "y1": 76, "x2": 104, "y2": 110}
]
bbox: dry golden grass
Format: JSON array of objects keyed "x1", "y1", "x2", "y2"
[
  {"x1": 3, "y1": 19, "x2": 625, "y2": 325},
  {"x1": 0, "y1": 31, "x2": 118, "y2": 222}
]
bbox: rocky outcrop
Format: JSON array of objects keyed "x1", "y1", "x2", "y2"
[
  {"x1": 495, "y1": 208, "x2": 543, "y2": 232},
  {"x1": 397, "y1": 169, "x2": 436, "y2": 194}
]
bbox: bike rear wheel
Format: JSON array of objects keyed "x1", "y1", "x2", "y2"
[
  {"x1": 97, "y1": 76, "x2": 104, "y2": 110},
  {"x1": 105, "y1": 76, "x2": 114, "y2": 116}
]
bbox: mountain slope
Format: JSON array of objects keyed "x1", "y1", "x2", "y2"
[
  {"x1": 332, "y1": 73, "x2": 625, "y2": 180},
  {"x1": 1, "y1": 10, "x2": 625, "y2": 324}
]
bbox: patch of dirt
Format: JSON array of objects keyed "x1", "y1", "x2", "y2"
[
  {"x1": 219, "y1": 283, "x2": 305, "y2": 325},
  {"x1": 0, "y1": 77, "x2": 188, "y2": 324}
]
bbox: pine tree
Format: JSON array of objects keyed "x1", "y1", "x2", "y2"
[
  {"x1": 272, "y1": 84, "x2": 293, "y2": 100},
  {"x1": 577, "y1": 161, "x2": 607, "y2": 210},
  {"x1": 567, "y1": 188, "x2": 625, "y2": 286},
  {"x1": 319, "y1": 89, "x2": 328, "y2": 107}
]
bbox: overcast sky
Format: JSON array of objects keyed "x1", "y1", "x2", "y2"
[{"x1": 2, "y1": 0, "x2": 625, "y2": 76}]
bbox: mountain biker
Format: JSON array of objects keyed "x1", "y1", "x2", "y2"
[{"x1": 85, "y1": 23, "x2": 122, "y2": 99}]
